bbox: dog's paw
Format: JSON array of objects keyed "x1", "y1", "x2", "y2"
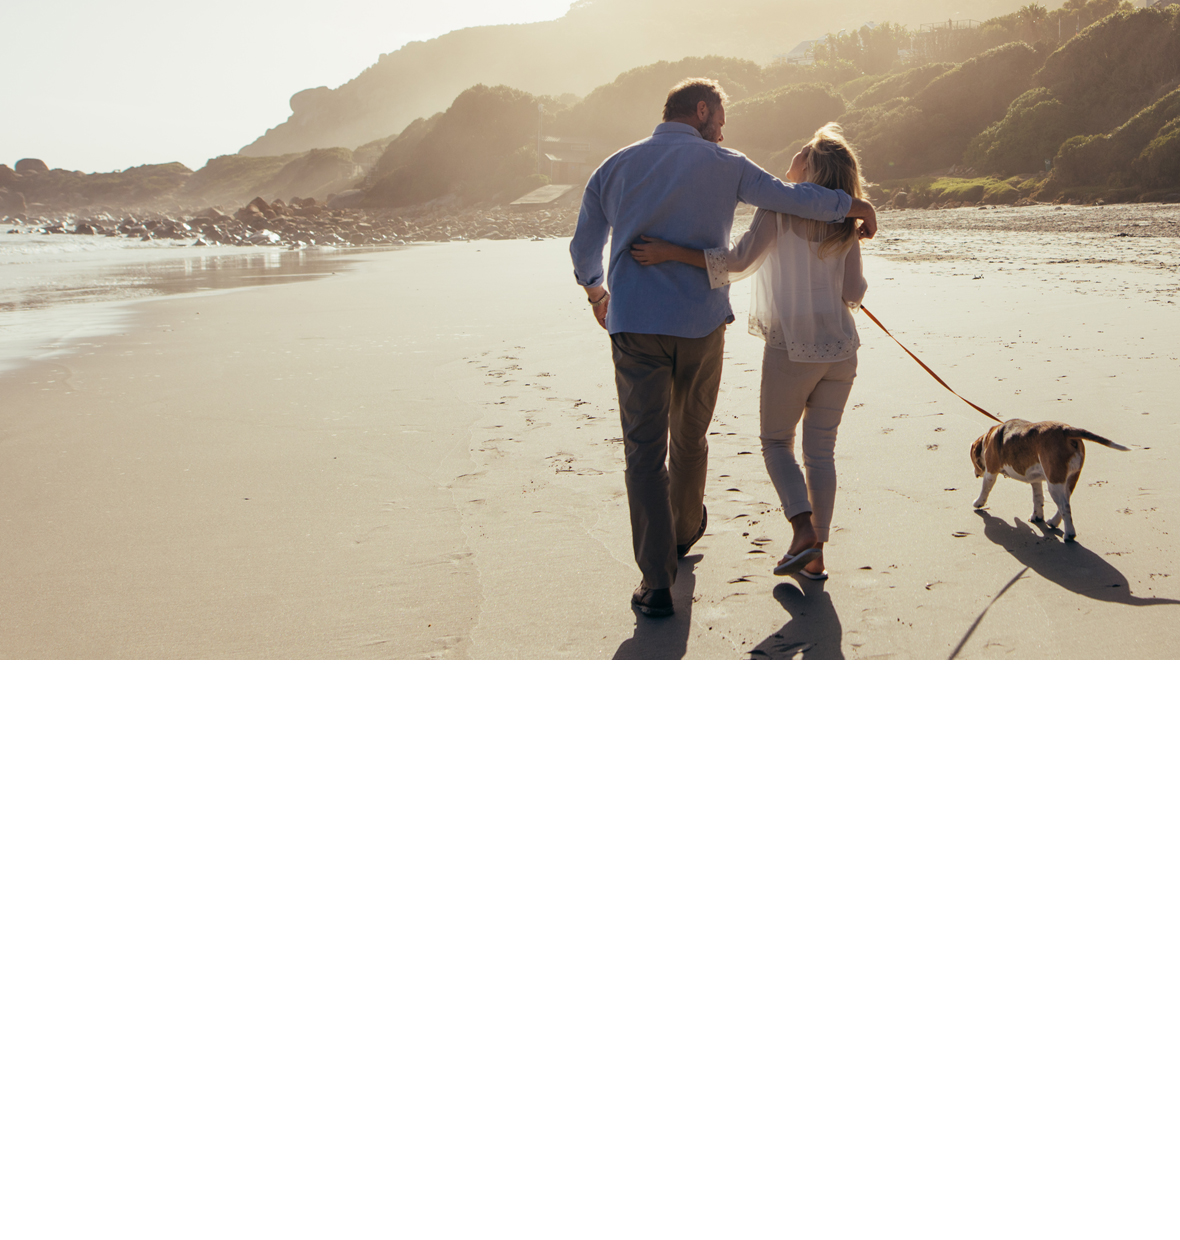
[
  {"x1": 1031, "y1": 513, "x2": 1045, "y2": 523},
  {"x1": 1064, "y1": 532, "x2": 1076, "y2": 542},
  {"x1": 972, "y1": 500, "x2": 986, "y2": 510}
]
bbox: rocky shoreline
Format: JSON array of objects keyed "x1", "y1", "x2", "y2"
[
  {"x1": 6, "y1": 191, "x2": 1179, "y2": 254},
  {"x1": 1, "y1": 195, "x2": 583, "y2": 248}
]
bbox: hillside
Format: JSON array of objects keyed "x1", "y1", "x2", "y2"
[
  {"x1": 4, "y1": 0, "x2": 1179, "y2": 224},
  {"x1": 238, "y1": 0, "x2": 1017, "y2": 158}
]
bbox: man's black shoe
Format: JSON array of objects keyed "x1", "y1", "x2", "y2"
[
  {"x1": 677, "y1": 506, "x2": 707, "y2": 558},
  {"x1": 631, "y1": 583, "x2": 674, "y2": 618}
]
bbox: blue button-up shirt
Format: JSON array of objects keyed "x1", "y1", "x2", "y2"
[{"x1": 570, "y1": 122, "x2": 852, "y2": 338}]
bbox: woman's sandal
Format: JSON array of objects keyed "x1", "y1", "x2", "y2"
[
  {"x1": 773, "y1": 546, "x2": 822, "y2": 576},
  {"x1": 797, "y1": 568, "x2": 829, "y2": 581}
]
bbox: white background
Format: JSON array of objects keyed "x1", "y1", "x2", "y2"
[{"x1": 2, "y1": 664, "x2": 1176, "y2": 1240}]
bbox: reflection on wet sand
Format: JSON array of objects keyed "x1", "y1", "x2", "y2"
[
  {"x1": 0, "y1": 246, "x2": 363, "y2": 315},
  {"x1": 0, "y1": 246, "x2": 371, "y2": 375}
]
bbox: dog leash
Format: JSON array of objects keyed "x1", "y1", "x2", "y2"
[{"x1": 859, "y1": 305, "x2": 1003, "y2": 425}]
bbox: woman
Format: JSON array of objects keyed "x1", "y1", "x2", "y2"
[{"x1": 630, "y1": 124, "x2": 868, "y2": 580}]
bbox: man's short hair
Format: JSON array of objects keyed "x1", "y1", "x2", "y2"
[{"x1": 663, "y1": 78, "x2": 728, "y2": 122}]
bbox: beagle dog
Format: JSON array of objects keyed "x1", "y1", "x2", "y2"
[{"x1": 970, "y1": 419, "x2": 1129, "y2": 541}]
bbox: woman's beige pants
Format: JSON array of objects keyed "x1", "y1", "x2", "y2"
[{"x1": 759, "y1": 346, "x2": 858, "y2": 543}]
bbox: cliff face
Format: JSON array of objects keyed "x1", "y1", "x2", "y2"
[{"x1": 238, "y1": 0, "x2": 1016, "y2": 157}]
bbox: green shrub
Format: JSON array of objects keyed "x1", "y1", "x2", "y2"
[
  {"x1": 1035, "y1": 6, "x2": 1180, "y2": 133},
  {"x1": 1133, "y1": 115, "x2": 1180, "y2": 186},
  {"x1": 1053, "y1": 132, "x2": 1112, "y2": 183},
  {"x1": 840, "y1": 74, "x2": 889, "y2": 104},
  {"x1": 849, "y1": 62, "x2": 952, "y2": 108},
  {"x1": 964, "y1": 87, "x2": 1073, "y2": 173},
  {"x1": 1052, "y1": 86, "x2": 1180, "y2": 186},
  {"x1": 842, "y1": 42, "x2": 1043, "y2": 177},
  {"x1": 914, "y1": 41, "x2": 1046, "y2": 126},
  {"x1": 724, "y1": 84, "x2": 846, "y2": 159},
  {"x1": 927, "y1": 175, "x2": 1023, "y2": 202}
]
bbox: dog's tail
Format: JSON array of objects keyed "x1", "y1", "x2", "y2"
[{"x1": 1065, "y1": 428, "x2": 1131, "y2": 451}]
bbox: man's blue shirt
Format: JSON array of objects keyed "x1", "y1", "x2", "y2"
[{"x1": 569, "y1": 122, "x2": 852, "y2": 338}]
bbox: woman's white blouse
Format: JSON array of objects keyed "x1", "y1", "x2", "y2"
[{"x1": 704, "y1": 209, "x2": 868, "y2": 361}]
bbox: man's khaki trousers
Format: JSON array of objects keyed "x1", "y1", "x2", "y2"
[{"x1": 610, "y1": 324, "x2": 726, "y2": 590}]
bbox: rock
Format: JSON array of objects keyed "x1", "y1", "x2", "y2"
[
  {"x1": 193, "y1": 206, "x2": 229, "y2": 221},
  {"x1": 0, "y1": 187, "x2": 28, "y2": 214},
  {"x1": 15, "y1": 158, "x2": 49, "y2": 175},
  {"x1": 0, "y1": 165, "x2": 19, "y2": 187},
  {"x1": 892, "y1": 190, "x2": 908, "y2": 208},
  {"x1": 73, "y1": 221, "x2": 96, "y2": 234},
  {"x1": 325, "y1": 189, "x2": 364, "y2": 208}
]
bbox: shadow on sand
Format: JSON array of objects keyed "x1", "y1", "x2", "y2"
[
  {"x1": 748, "y1": 579, "x2": 845, "y2": 660},
  {"x1": 613, "y1": 557, "x2": 698, "y2": 660},
  {"x1": 948, "y1": 510, "x2": 1180, "y2": 658},
  {"x1": 974, "y1": 510, "x2": 1180, "y2": 607}
]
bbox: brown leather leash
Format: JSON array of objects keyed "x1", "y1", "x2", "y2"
[{"x1": 859, "y1": 305, "x2": 1003, "y2": 424}]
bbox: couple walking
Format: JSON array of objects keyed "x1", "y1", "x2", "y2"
[{"x1": 569, "y1": 78, "x2": 877, "y2": 617}]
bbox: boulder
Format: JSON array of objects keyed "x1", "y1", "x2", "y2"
[
  {"x1": 325, "y1": 189, "x2": 364, "y2": 208},
  {"x1": 74, "y1": 221, "x2": 96, "y2": 234},
  {"x1": 0, "y1": 165, "x2": 19, "y2": 187},
  {"x1": 15, "y1": 158, "x2": 49, "y2": 174}
]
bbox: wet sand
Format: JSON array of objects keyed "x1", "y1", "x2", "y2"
[{"x1": 1, "y1": 206, "x2": 1177, "y2": 658}]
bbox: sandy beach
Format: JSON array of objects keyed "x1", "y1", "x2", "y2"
[{"x1": 1, "y1": 204, "x2": 1177, "y2": 659}]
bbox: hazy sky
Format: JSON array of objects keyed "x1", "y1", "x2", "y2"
[{"x1": 3, "y1": 1, "x2": 572, "y2": 174}]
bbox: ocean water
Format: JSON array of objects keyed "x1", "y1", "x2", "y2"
[{"x1": 0, "y1": 231, "x2": 361, "y2": 375}]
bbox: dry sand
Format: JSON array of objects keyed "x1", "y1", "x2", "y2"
[{"x1": 1, "y1": 205, "x2": 1177, "y2": 658}]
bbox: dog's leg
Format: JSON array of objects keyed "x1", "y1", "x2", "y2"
[
  {"x1": 1046, "y1": 481, "x2": 1075, "y2": 540},
  {"x1": 1030, "y1": 480, "x2": 1045, "y2": 523},
  {"x1": 973, "y1": 472, "x2": 998, "y2": 509}
]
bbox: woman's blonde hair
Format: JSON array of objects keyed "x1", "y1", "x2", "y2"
[{"x1": 799, "y1": 124, "x2": 865, "y2": 258}]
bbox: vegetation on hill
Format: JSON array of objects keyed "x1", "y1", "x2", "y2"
[
  {"x1": 964, "y1": 6, "x2": 1180, "y2": 192},
  {"x1": 718, "y1": 84, "x2": 847, "y2": 175}
]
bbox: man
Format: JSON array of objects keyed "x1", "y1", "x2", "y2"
[{"x1": 570, "y1": 78, "x2": 878, "y2": 618}]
